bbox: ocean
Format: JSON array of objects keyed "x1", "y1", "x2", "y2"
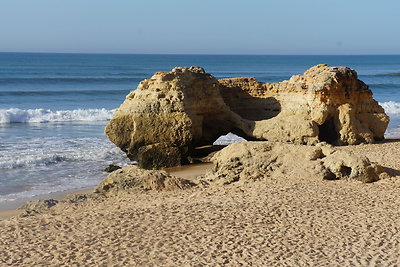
[{"x1": 1, "y1": 53, "x2": 400, "y2": 208}]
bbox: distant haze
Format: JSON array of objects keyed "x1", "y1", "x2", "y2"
[{"x1": 0, "y1": 0, "x2": 399, "y2": 55}]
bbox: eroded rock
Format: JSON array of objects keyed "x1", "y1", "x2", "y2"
[
  {"x1": 18, "y1": 199, "x2": 59, "y2": 217},
  {"x1": 105, "y1": 65, "x2": 389, "y2": 168},
  {"x1": 203, "y1": 142, "x2": 382, "y2": 184},
  {"x1": 103, "y1": 164, "x2": 122, "y2": 173},
  {"x1": 95, "y1": 166, "x2": 195, "y2": 196},
  {"x1": 105, "y1": 66, "x2": 235, "y2": 168}
]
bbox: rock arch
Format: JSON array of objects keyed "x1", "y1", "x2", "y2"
[{"x1": 105, "y1": 65, "x2": 389, "y2": 169}]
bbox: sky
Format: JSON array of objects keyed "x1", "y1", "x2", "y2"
[{"x1": 0, "y1": 0, "x2": 399, "y2": 55}]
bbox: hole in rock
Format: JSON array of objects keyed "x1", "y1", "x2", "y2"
[
  {"x1": 339, "y1": 166, "x2": 352, "y2": 177},
  {"x1": 213, "y1": 132, "x2": 247, "y2": 146},
  {"x1": 318, "y1": 117, "x2": 339, "y2": 144},
  {"x1": 219, "y1": 83, "x2": 281, "y2": 121},
  {"x1": 323, "y1": 169, "x2": 338, "y2": 180}
]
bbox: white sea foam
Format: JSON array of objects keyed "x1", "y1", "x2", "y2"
[
  {"x1": 213, "y1": 132, "x2": 247, "y2": 145},
  {"x1": 0, "y1": 133, "x2": 131, "y2": 207},
  {"x1": 380, "y1": 101, "x2": 400, "y2": 115},
  {"x1": 0, "y1": 154, "x2": 64, "y2": 169},
  {"x1": 0, "y1": 137, "x2": 129, "y2": 169},
  {"x1": 0, "y1": 108, "x2": 114, "y2": 123}
]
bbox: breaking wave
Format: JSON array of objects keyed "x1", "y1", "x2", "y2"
[
  {"x1": 0, "y1": 143, "x2": 128, "y2": 169},
  {"x1": 0, "y1": 89, "x2": 130, "y2": 97},
  {"x1": 0, "y1": 108, "x2": 114, "y2": 123},
  {"x1": 380, "y1": 101, "x2": 400, "y2": 115},
  {"x1": 0, "y1": 77, "x2": 142, "y2": 83}
]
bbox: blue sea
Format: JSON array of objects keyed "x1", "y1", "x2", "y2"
[{"x1": 1, "y1": 53, "x2": 400, "y2": 208}]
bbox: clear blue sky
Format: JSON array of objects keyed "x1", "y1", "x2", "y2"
[{"x1": 0, "y1": 0, "x2": 399, "y2": 55}]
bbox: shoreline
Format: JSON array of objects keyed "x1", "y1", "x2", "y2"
[
  {"x1": 0, "y1": 162, "x2": 213, "y2": 220},
  {"x1": 0, "y1": 185, "x2": 96, "y2": 211},
  {"x1": 1, "y1": 137, "x2": 399, "y2": 220},
  {"x1": 2, "y1": 136, "x2": 400, "y2": 219},
  {"x1": 0, "y1": 188, "x2": 94, "y2": 220}
]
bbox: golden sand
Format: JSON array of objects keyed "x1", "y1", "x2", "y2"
[{"x1": 1, "y1": 141, "x2": 400, "y2": 266}]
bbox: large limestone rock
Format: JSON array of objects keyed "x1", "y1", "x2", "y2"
[
  {"x1": 204, "y1": 142, "x2": 383, "y2": 184},
  {"x1": 105, "y1": 65, "x2": 389, "y2": 168},
  {"x1": 219, "y1": 64, "x2": 388, "y2": 145},
  {"x1": 105, "y1": 66, "x2": 239, "y2": 168}
]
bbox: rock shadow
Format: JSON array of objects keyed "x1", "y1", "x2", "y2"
[
  {"x1": 219, "y1": 83, "x2": 281, "y2": 121},
  {"x1": 379, "y1": 138, "x2": 400, "y2": 144},
  {"x1": 381, "y1": 166, "x2": 400, "y2": 177},
  {"x1": 318, "y1": 116, "x2": 340, "y2": 144}
]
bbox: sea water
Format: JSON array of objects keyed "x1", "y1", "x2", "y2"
[{"x1": 1, "y1": 53, "x2": 400, "y2": 208}]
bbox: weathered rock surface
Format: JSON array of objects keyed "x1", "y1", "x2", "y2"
[
  {"x1": 105, "y1": 66, "x2": 236, "y2": 168},
  {"x1": 102, "y1": 164, "x2": 122, "y2": 173},
  {"x1": 18, "y1": 199, "x2": 59, "y2": 217},
  {"x1": 219, "y1": 64, "x2": 388, "y2": 145},
  {"x1": 204, "y1": 142, "x2": 383, "y2": 184},
  {"x1": 105, "y1": 65, "x2": 389, "y2": 168},
  {"x1": 17, "y1": 194, "x2": 104, "y2": 217},
  {"x1": 95, "y1": 166, "x2": 195, "y2": 196}
]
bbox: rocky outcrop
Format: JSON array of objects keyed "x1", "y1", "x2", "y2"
[
  {"x1": 219, "y1": 65, "x2": 389, "y2": 145},
  {"x1": 105, "y1": 66, "x2": 235, "y2": 168},
  {"x1": 18, "y1": 199, "x2": 59, "y2": 217},
  {"x1": 105, "y1": 65, "x2": 389, "y2": 168},
  {"x1": 17, "y1": 194, "x2": 105, "y2": 217},
  {"x1": 95, "y1": 166, "x2": 195, "y2": 196},
  {"x1": 204, "y1": 142, "x2": 383, "y2": 184}
]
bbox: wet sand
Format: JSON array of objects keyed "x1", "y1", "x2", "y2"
[
  {"x1": 1, "y1": 141, "x2": 400, "y2": 266},
  {"x1": 0, "y1": 209, "x2": 20, "y2": 220},
  {"x1": 0, "y1": 188, "x2": 94, "y2": 220},
  {"x1": 0, "y1": 164, "x2": 212, "y2": 220}
]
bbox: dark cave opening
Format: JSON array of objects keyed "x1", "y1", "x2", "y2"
[
  {"x1": 318, "y1": 117, "x2": 339, "y2": 144},
  {"x1": 339, "y1": 165, "x2": 352, "y2": 177}
]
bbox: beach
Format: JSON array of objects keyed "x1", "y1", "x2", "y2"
[
  {"x1": 1, "y1": 140, "x2": 400, "y2": 266},
  {"x1": 1, "y1": 54, "x2": 400, "y2": 208},
  {"x1": 2, "y1": 0, "x2": 400, "y2": 264},
  {"x1": 1, "y1": 54, "x2": 400, "y2": 266}
]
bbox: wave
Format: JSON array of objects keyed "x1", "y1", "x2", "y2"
[
  {"x1": 373, "y1": 72, "x2": 400, "y2": 77},
  {"x1": 0, "y1": 154, "x2": 64, "y2": 169},
  {"x1": 0, "y1": 77, "x2": 143, "y2": 83},
  {"x1": 113, "y1": 72, "x2": 150, "y2": 76},
  {"x1": 215, "y1": 75, "x2": 290, "y2": 83},
  {"x1": 0, "y1": 89, "x2": 131, "y2": 97},
  {"x1": 0, "y1": 145, "x2": 128, "y2": 169},
  {"x1": 380, "y1": 101, "x2": 400, "y2": 115},
  {"x1": 367, "y1": 83, "x2": 400, "y2": 89},
  {"x1": 0, "y1": 108, "x2": 114, "y2": 123},
  {"x1": 213, "y1": 132, "x2": 247, "y2": 145}
]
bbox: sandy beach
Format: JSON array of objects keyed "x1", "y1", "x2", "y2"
[
  {"x1": 1, "y1": 140, "x2": 400, "y2": 266},
  {"x1": 2, "y1": 0, "x2": 400, "y2": 265}
]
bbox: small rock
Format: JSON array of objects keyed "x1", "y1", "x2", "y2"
[
  {"x1": 18, "y1": 199, "x2": 59, "y2": 217},
  {"x1": 102, "y1": 164, "x2": 122, "y2": 173},
  {"x1": 95, "y1": 166, "x2": 195, "y2": 196}
]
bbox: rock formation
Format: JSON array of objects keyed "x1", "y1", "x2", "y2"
[
  {"x1": 95, "y1": 166, "x2": 194, "y2": 195},
  {"x1": 105, "y1": 65, "x2": 389, "y2": 168},
  {"x1": 204, "y1": 142, "x2": 383, "y2": 184},
  {"x1": 18, "y1": 199, "x2": 59, "y2": 217}
]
